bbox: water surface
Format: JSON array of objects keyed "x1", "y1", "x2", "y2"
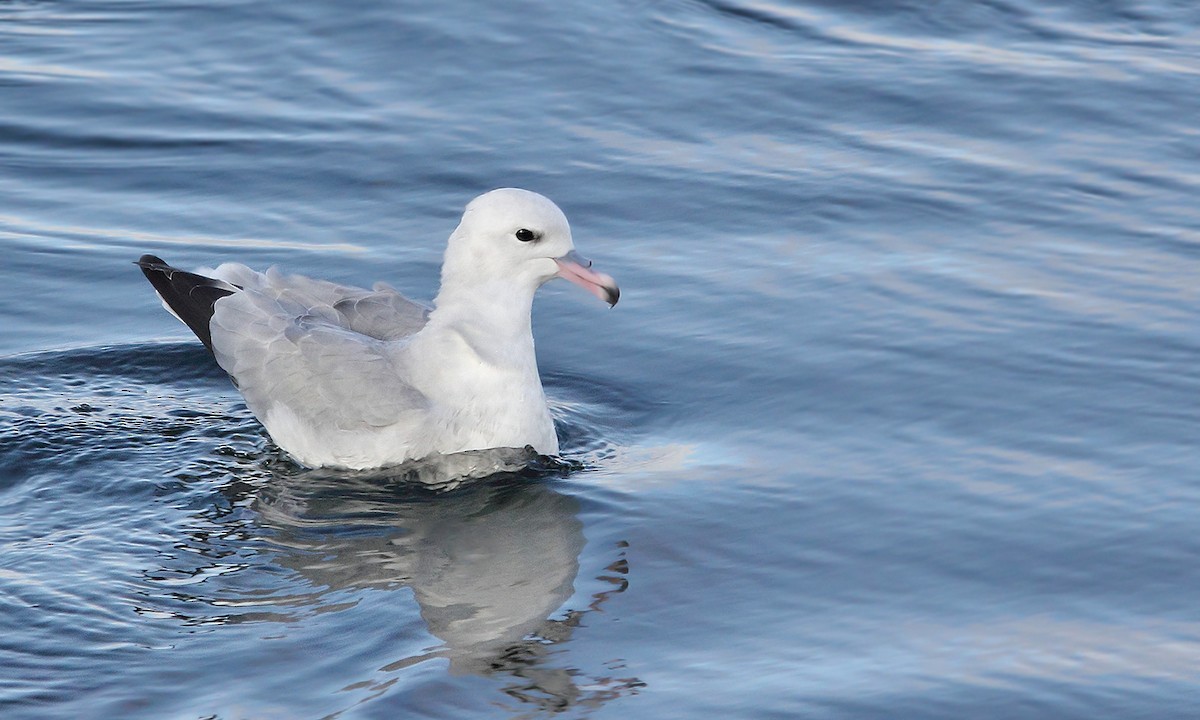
[{"x1": 2, "y1": 1, "x2": 1199, "y2": 717}]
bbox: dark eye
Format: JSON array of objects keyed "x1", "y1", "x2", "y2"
[{"x1": 515, "y1": 228, "x2": 536, "y2": 242}]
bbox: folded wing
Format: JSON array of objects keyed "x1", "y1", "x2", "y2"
[{"x1": 204, "y1": 264, "x2": 432, "y2": 436}]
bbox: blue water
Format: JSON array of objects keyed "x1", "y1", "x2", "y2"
[{"x1": 3, "y1": 1, "x2": 1200, "y2": 717}]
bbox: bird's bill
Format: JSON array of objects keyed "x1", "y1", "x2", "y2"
[{"x1": 554, "y1": 250, "x2": 620, "y2": 307}]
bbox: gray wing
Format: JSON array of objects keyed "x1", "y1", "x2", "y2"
[
  {"x1": 206, "y1": 265, "x2": 431, "y2": 433},
  {"x1": 333, "y1": 281, "x2": 430, "y2": 341},
  {"x1": 207, "y1": 263, "x2": 430, "y2": 341}
]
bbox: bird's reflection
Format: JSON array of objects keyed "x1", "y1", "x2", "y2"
[
  {"x1": 258, "y1": 457, "x2": 582, "y2": 670},
  {"x1": 145, "y1": 440, "x2": 640, "y2": 713},
  {"x1": 210, "y1": 449, "x2": 643, "y2": 710}
]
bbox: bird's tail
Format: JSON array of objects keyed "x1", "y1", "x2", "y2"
[{"x1": 135, "y1": 254, "x2": 238, "y2": 353}]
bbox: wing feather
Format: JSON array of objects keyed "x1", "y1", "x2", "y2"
[
  {"x1": 206, "y1": 263, "x2": 431, "y2": 341},
  {"x1": 206, "y1": 265, "x2": 432, "y2": 437}
]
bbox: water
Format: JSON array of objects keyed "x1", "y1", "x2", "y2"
[{"x1": 2, "y1": 0, "x2": 1199, "y2": 717}]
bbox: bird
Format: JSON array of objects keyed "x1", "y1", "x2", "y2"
[{"x1": 137, "y1": 188, "x2": 619, "y2": 470}]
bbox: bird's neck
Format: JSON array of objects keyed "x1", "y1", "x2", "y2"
[
  {"x1": 425, "y1": 279, "x2": 539, "y2": 366},
  {"x1": 410, "y1": 278, "x2": 556, "y2": 454},
  {"x1": 403, "y1": 273, "x2": 557, "y2": 456}
]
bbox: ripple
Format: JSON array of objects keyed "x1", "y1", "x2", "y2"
[
  {"x1": 0, "y1": 340, "x2": 642, "y2": 715},
  {"x1": 0, "y1": 342, "x2": 644, "y2": 476}
]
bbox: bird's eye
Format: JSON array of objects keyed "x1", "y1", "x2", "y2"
[{"x1": 515, "y1": 228, "x2": 536, "y2": 242}]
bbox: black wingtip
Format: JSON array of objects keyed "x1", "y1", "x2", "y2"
[
  {"x1": 135, "y1": 254, "x2": 168, "y2": 270},
  {"x1": 136, "y1": 254, "x2": 235, "y2": 354}
]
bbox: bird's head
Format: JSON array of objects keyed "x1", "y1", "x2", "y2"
[{"x1": 441, "y1": 188, "x2": 619, "y2": 307}]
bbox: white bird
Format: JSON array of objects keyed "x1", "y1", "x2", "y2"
[{"x1": 137, "y1": 188, "x2": 619, "y2": 470}]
